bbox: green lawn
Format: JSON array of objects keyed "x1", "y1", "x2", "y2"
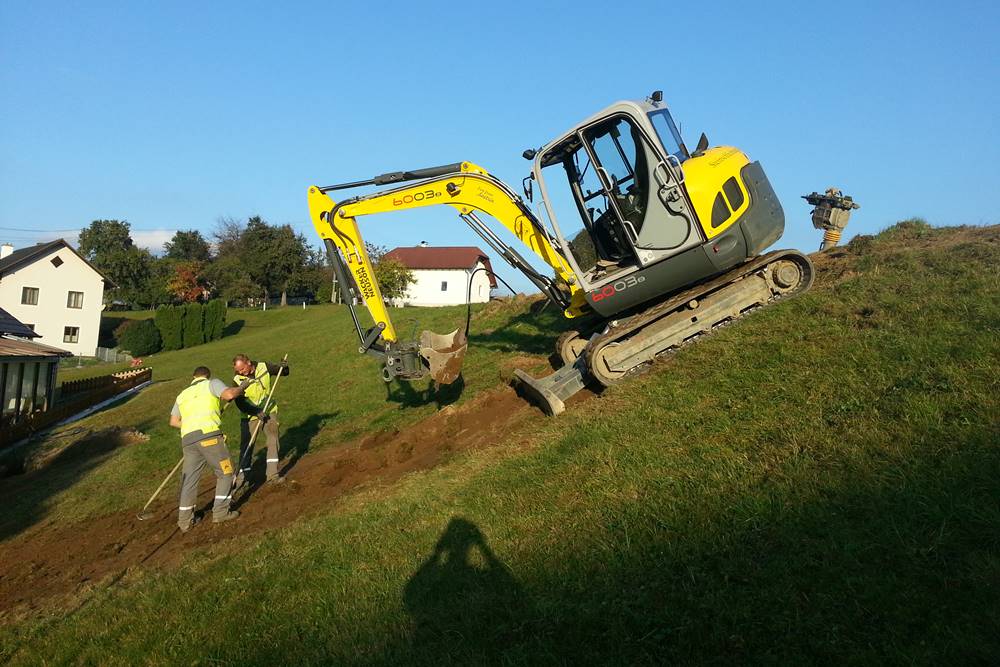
[{"x1": 2, "y1": 222, "x2": 998, "y2": 664}]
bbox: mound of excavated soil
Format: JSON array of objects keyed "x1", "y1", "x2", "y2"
[{"x1": 0, "y1": 387, "x2": 537, "y2": 615}]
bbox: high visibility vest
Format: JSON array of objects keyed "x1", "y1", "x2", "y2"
[
  {"x1": 176, "y1": 377, "x2": 222, "y2": 443},
  {"x1": 234, "y1": 361, "x2": 276, "y2": 414}
]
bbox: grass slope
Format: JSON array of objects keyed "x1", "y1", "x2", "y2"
[
  {"x1": 1, "y1": 297, "x2": 564, "y2": 533},
  {"x1": 2, "y1": 222, "x2": 999, "y2": 664}
]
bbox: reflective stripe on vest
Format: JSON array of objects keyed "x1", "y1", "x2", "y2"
[
  {"x1": 176, "y1": 377, "x2": 222, "y2": 440},
  {"x1": 234, "y1": 361, "x2": 276, "y2": 414}
]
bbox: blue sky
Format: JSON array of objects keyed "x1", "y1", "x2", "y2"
[{"x1": 1, "y1": 1, "x2": 997, "y2": 293}]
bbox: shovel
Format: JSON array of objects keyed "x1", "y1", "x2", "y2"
[{"x1": 419, "y1": 328, "x2": 467, "y2": 385}]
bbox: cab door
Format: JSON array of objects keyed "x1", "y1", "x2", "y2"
[{"x1": 581, "y1": 115, "x2": 701, "y2": 267}]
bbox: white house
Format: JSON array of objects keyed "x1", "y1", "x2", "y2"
[
  {"x1": 383, "y1": 244, "x2": 496, "y2": 307},
  {"x1": 0, "y1": 240, "x2": 112, "y2": 356}
]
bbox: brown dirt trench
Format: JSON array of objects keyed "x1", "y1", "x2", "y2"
[{"x1": 0, "y1": 386, "x2": 557, "y2": 615}]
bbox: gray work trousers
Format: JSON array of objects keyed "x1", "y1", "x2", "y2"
[
  {"x1": 239, "y1": 415, "x2": 281, "y2": 480},
  {"x1": 178, "y1": 435, "x2": 234, "y2": 529}
]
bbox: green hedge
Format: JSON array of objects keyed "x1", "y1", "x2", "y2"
[
  {"x1": 204, "y1": 299, "x2": 227, "y2": 341},
  {"x1": 155, "y1": 305, "x2": 184, "y2": 351},
  {"x1": 153, "y1": 299, "x2": 228, "y2": 351},
  {"x1": 118, "y1": 319, "x2": 162, "y2": 356},
  {"x1": 182, "y1": 302, "x2": 204, "y2": 348}
]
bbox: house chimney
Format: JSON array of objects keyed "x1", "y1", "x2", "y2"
[
  {"x1": 418, "y1": 241, "x2": 429, "y2": 247},
  {"x1": 1, "y1": 243, "x2": 13, "y2": 259}
]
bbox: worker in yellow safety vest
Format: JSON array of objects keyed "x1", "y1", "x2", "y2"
[
  {"x1": 169, "y1": 366, "x2": 250, "y2": 532},
  {"x1": 232, "y1": 353, "x2": 289, "y2": 487}
]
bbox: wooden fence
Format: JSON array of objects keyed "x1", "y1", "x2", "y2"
[
  {"x1": 0, "y1": 367, "x2": 152, "y2": 449},
  {"x1": 60, "y1": 367, "x2": 150, "y2": 398}
]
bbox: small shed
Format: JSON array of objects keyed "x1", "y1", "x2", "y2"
[{"x1": 0, "y1": 306, "x2": 71, "y2": 423}]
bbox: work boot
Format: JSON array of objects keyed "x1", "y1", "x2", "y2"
[
  {"x1": 266, "y1": 475, "x2": 285, "y2": 485},
  {"x1": 179, "y1": 515, "x2": 201, "y2": 533},
  {"x1": 213, "y1": 510, "x2": 240, "y2": 524}
]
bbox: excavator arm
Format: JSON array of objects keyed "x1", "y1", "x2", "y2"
[{"x1": 306, "y1": 161, "x2": 589, "y2": 384}]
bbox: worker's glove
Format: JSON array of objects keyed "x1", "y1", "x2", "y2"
[
  {"x1": 278, "y1": 360, "x2": 288, "y2": 369},
  {"x1": 236, "y1": 378, "x2": 253, "y2": 393},
  {"x1": 255, "y1": 411, "x2": 269, "y2": 423}
]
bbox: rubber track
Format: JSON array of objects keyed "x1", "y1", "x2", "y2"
[{"x1": 584, "y1": 249, "x2": 815, "y2": 382}]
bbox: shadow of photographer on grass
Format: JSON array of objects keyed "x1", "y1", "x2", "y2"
[{"x1": 404, "y1": 517, "x2": 535, "y2": 654}]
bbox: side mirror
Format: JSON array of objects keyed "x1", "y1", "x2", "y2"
[
  {"x1": 694, "y1": 133, "x2": 710, "y2": 155},
  {"x1": 522, "y1": 175, "x2": 534, "y2": 202}
]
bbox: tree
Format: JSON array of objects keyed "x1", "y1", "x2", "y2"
[
  {"x1": 240, "y1": 216, "x2": 310, "y2": 306},
  {"x1": 77, "y1": 219, "x2": 153, "y2": 307},
  {"x1": 137, "y1": 256, "x2": 177, "y2": 308},
  {"x1": 78, "y1": 219, "x2": 133, "y2": 260},
  {"x1": 365, "y1": 243, "x2": 415, "y2": 301},
  {"x1": 167, "y1": 261, "x2": 210, "y2": 303},
  {"x1": 155, "y1": 305, "x2": 184, "y2": 351},
  {"x1": 164, "y1": 230, "x2": 211, "y2": 262},
  {"x1": 118, "y1": 319, "x2": 162, "y2": 356},
  {"x1": 213, "y1": 216, "x2": 245, "y2": 258},
  {"x1": 182, "y1": 303, "x2": 205, "y2": 347},
  {"x1": 374, "y1": 258, "x2": 415, "y2": 300}
]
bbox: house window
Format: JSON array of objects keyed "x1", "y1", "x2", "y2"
[
  {"x1": 50, "y1": 256, "x2": 64, "y2": 268},
  {"x1": 21, "y1": 286, "x2": 39, "y2": 305},
  {"x1": 67, "y1": 291, "x2": 84, "y2": 309},
  {"x1": 441, "y1": 281, "x2": 448, "y2": 291},
  {"x1": 63, "y1": 326, "x2": 80, "y2": 344}
]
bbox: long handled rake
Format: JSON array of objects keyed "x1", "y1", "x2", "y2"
[{"x1": 136, "y1": 456, "x2": 185, "y2": 521}]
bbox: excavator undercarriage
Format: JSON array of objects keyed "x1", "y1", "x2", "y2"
[{"x1": 514, "y1": 249, "x2": 814, "y2": 414}]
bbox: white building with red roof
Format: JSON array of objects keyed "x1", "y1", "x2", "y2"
[{"x1": 382, "y1": 244, "x2": 496, "y2": 307}]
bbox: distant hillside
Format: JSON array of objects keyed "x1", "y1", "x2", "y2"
[{"x1": 2, "y1": 221, "x2": 998, "y2": 665}]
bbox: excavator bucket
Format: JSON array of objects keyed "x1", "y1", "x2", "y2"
[{"x1": 419, "y1": 328, "x2": 468, "y2": 385}]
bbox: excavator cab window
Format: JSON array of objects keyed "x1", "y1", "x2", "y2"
[
  {"x1": 648, "y1": 110, "x2": 689, "y2": 161},
  {"x1": 539, "y1": 110, "x2": 698, "y2": 287}
]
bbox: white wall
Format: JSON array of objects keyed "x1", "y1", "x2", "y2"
[
  {"x1": 0, "y1": 246, "x2": 105, "y2": 356},
  {"x1": 398, "y1": 261, "x2": 493, "y2": 306}
]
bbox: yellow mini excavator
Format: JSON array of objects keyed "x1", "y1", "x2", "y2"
[{"x1": 307, "y1": 91, "x2": 813, "y2": 415}]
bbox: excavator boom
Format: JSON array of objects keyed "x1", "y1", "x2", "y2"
[{"x1": 307, "y1": 161, "x2": 589, "y2": 385}]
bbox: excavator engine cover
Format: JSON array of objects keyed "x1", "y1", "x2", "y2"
[{"x1": 419, "y1": 328, "x2": 468, "y2": 385}]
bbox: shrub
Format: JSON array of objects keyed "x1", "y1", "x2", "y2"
[
  {"x1": 155, "y1": 305, "x2": 184, "y2": 351},
  {"x1": 204, "y1": 299, "x2": 227, "y2": 341},
  {"x1": 113, "y1": 319, "x2": 136, "y2": 344},
  {"x1": 316, "y1": 281, "x2": 334, "y2": 304},
  {"x1": 182, "y1": 303, "x2": 204, "y2": 348},
  {"x1": 879, "y1": 218, "x2": 933, "y2": 241},
  {"x1": 118, "y1": 319, "x2": 162, "y2": 356}
]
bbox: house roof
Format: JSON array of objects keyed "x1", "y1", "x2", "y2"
[
  {"x1": 383, "y1": 246, "x2": 497, "y2": 288},
  {"x1": 0, "y1": 306, "x2": 40, "y2": 338},
  {"x1": 0, "y1": 239, "x2": 115, "y2": 286},
  {"x1": 0, "y1": 335, "x2": 73, "y2": 358}
]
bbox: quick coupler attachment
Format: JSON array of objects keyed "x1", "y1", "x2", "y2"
[{"x1": 512, "y1": 356, "x2": 587, "y2": 416}]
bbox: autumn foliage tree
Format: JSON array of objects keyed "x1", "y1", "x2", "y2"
[{"x1": 167, "y1": 261, "x2": 210, "y2": 303}]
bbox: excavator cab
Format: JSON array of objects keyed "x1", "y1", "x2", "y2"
[{"x1": 531, "y1": 99, "x2": 704, "y2": 306}]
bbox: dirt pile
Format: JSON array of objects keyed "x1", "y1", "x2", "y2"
[{"x1": 0, "y1": 387, "x2": 538, "y2": 615}]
